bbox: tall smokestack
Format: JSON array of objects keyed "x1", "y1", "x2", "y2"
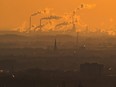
[
  {"x1": 29, "y1": 16, "x2": 32, "y2": 31},
  {"x1": 76, "y1": 31, "x2": 79, "y2": 50},
  {"x1": 54, "y1": 39, "x2": 57, "y2": 51},
  {"x1": 72, "y1": 11, "x2": 76, "y2": 32},
  {"x1": 72, "y1": 23, "x2": 76, "y2": 32},
  {"x1": 40, "y1": 19, "x2": 42, "y2": 31}
]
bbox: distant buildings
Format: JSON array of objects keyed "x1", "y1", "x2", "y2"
[{"x1": 80, "y1": 63, "x2": 104, "y2": 77}]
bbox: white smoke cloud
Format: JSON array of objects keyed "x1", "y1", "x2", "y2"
[
  {"x1": 76, "y1": 3, "x2": 96, "y2": 10},
  {"x1": 41, "y1": 15, "x2": 62, "y2": 20},
  {"x1": 16, "y1": 5, "x2": 98, "y2": 33},
  {"x1": 17, "y1": 21, "x2": 28, "y2": 33},
  {"x1": 55, "y1": 22, "x2": 69, "y2": 28}
]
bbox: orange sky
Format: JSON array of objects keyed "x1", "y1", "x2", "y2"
[{"x1": 0, "y1": 0, "x2": 116, "y2": 30}]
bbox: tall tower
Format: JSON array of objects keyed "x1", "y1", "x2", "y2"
[
  {"x1": 76, "y1": 31, "x2": 79, "y2": 49},
  {"x1": 71, "y1": 10, "x2": 76, "y2": 32},
  {"x1": 72, "y1": 23, "x2": 76, "y2": 32},
  {"x1": 39, "y1": 19, "x2": 42, "y2": 31},
  {"x1": 54, "y1": 39, "x2": 57, "y2": 51}
]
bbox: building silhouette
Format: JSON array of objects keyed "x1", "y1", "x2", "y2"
[{"x1": 80, "y1": 63, "x2": 104, "y2": 77}]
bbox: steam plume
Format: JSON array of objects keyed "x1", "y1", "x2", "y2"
[
  {"x1": 55, "y1": 22, "x2": 69, "y2": 28},
  {"x1": 41, "y1": 15, "x2": 62, "y2": 20}
]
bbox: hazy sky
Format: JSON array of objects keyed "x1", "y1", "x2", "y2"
[{"x1": 0, "y1": 0, "x2": 116, "y2": 30}]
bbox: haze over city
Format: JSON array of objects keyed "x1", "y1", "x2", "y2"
[{"x1": 1, "y1": 0, "x2": 116, "y2": 87}]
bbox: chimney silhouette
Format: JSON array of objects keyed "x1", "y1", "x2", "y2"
[
  {"x1": 39, "y1": 19, "x2": 42, "y2": 31},
  {"x1": 76, "y1": 31, "x2": 79, "y2": 49},
  {"x1": 54, "y1": 39, "x2": 57, "y2": 51}
]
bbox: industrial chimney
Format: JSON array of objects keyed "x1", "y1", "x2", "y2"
[{"x1": 54, "y1": 39, "x2": 57, "y2": 51}]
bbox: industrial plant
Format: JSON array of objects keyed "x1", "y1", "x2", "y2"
[{"x1": 1, "y1": 0, "x2": 116, "y2": 87}]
